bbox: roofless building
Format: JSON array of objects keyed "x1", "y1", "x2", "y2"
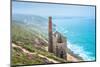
[{"x1": 48, "y1": 16, "x2": 67, "y2": 59}]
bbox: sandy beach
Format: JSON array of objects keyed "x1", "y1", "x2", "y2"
[
  {"x1": 67, "y1": 53, "x2": 81, "y2": 62},
  {"x1": 66, "y1": 47, "x2": 83, "y2": 62}
]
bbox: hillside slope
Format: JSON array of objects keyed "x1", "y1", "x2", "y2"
[{"x1": 11, "y1": 19, "x2": 67, "y2": 66}]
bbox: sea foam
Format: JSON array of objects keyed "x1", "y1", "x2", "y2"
[{"x1": 67, "y1": 41, "x2": 95, "y2": 61}]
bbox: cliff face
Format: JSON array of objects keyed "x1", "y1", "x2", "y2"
[
  {"x1": 12, "y1": 15, "x2": 83, "y2": 66},
  {"x1": 12, "y1": 18, "x2": 67, "y2": 66}
]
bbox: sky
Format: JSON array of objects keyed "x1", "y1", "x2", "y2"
[{"x1": 12, "y1": 1, "x2": 95, "y2": 18}]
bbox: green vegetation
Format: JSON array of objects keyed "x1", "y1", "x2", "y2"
[
  {"x1": 11, "y1": 20, "x2": 67, "y2": 65},
  {"x1": 12, "y1": 47, "x2": 45, "y2": 65}
]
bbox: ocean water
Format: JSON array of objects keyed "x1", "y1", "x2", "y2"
[{"x1": 52, "y1": 17, "x2": 96, "y2": 61}]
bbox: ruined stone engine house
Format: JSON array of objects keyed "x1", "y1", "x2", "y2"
[{"x1": 48, "y1": 16, "x2": 67, "y2": 59}]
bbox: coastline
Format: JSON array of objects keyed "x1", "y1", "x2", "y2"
[
  {"x1": 66, "y1": 47, "x2": 83, "y2": 62},
  {"x1": 45, "y1": 45, "x2": 83, "y2": 62}
]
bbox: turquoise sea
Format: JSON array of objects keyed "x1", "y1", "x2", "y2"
[
  {"x1": 13, "y1": 13, "x2": 96, "y2": 61},
  {"x1": 12, "y1": 0, "x2": 96, "y2": 62},
  {"x1": 52, "y1": 17, "x2": 96, "y2": 61}
]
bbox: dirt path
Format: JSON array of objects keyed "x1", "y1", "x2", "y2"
[{"x1": 12, "y1": 43, "x2": 59, "y2": 63}]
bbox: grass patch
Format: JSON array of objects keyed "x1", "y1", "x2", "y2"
[{"x1": 12, "y1": 47, "x2": 45, "y2": 66}]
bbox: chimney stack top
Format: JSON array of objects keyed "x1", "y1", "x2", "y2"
[{"x1": 49, "y1": 16, "x2": 52, "y2": 19}]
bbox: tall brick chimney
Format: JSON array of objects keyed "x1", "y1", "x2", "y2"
[{"x1": 48, "y1": 16, "x2": 53, "y2": 53}]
